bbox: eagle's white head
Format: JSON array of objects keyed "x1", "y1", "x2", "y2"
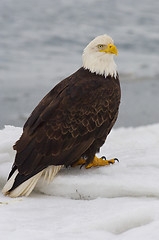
[{"x1": 82, "y1": 34, "x2": 117, "y2": 78}]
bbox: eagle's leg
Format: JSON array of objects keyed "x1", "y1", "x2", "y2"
[
  {"x1": 85, "y1": 155, "x2": 119, "y2": 169},
  {"x1": 72, "y1": 156, "x2": 118, "y2": 168}
]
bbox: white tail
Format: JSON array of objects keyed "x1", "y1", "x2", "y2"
[{"x1": 2, "y1": 165, "x2": 62, "y2": 198}]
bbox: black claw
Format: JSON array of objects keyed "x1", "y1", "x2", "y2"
[
  {"x1": 101, "y1": 156, "x2": 107, "y2": 160},
  {"x1": 108, "y1": 161, "x2": 113, "y2": 164},
  {"x1": 108, "y1": 158, "x2": 119, "y2": 164},
  {"x1": 80, "y1": 163, "x2": 85, "y2": 169}
]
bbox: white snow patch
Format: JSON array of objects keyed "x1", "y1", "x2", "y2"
[{"x1": 0, "y1": 124, "x2": 159, "y2": 239}]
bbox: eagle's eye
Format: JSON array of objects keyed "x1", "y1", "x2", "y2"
[{"x1": 97, "y1": 44, "x2": 104, "y2": 49}]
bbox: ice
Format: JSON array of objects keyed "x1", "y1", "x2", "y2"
[{"x1": 0, "y1": 124, "x2": 159, "y2": 239}]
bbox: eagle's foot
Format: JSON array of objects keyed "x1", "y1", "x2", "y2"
[
  {"x1": 85, "y1": 155, "x2": 119, "y2": 169},
  {"x1": 72, "y1": 156, "x2": 119, "y2": 168},
  {"x1": 71, "y1": 158, "x2": 86, "y2": 167}
]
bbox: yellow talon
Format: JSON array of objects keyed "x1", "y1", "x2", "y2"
[
  {"x1": 71, "y1": 158, "x2": 86, "y2": 167},
  {"x1": 72, "y1": 155, "x2": 118, "y2": 168},
  {"x1": 85, "y1": 155, "x2": 117, "y2": 168}
]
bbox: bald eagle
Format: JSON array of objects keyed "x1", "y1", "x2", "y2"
[{"x1": 2, "y1": 34, "x2": 121, "y2": 197}]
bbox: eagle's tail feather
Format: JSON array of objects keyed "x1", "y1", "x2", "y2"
[
  {"x1": 43, "y1": 165, "x2": 62, "y2": 183},
  {"x1": 2, "y1": 165, "x2": 62, "y2": 198}
]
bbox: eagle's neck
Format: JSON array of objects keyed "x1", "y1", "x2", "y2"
[{"x1": 82, "y1": 52, "x2": 117, "y2": 78}]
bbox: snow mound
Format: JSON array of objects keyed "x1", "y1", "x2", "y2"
[{"x1": 1, "y1": 124, "x2": 159, "y2": 199}]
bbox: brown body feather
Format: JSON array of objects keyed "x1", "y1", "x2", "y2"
[{"x1": 8, "y1": 67, "x2": 120, "y2": 190}]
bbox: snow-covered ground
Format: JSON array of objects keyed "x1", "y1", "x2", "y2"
[{"x1": 0, "y1": 124, "x2": 159, "y2": 239}]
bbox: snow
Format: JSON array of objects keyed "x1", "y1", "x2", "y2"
[{"x1": 1, "y1": 124, "x2": 159, "y2": 239}]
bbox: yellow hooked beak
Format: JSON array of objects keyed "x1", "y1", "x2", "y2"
[{"x1": 100, "y1": 44, "x2": 117, "y2": 56}]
